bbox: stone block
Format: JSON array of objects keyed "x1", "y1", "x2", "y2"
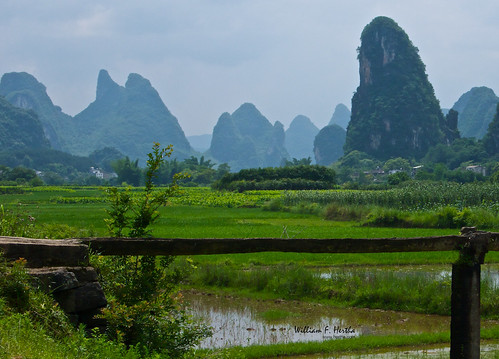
[
  {"x1": 29, "y1": 267, "x2": 79, "y2": 293},
  {"x1": 54, "y1": 282, "x2": 107, "y2": 313}
]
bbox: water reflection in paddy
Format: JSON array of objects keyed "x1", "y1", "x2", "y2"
[{"x1": 184, "y1": 290, "x2": 450, "y2": 349}]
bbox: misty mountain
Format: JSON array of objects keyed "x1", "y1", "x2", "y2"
[
  {"x1": 328, "y1": 103, "x2": 350, "y2": 129},
  {"x1": 209, "y1": 103, "x2": 289, "y2": 171},
  {"x1": 314, "y1": 124, "x2": 346, "y2": 166},
  {"x1": 285, "y1": 115, "x2": 319, "y2": 162},
  {"x1": 452, "y1": 86, "x2": 499, "y2": 139}
]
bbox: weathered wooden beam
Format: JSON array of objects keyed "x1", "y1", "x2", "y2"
[
  {"x1": 80, "y1": 235, "x2": 467, "y2": 256},
  {"x1": 0, "y1": 237, "x2": 89, "y2": 267}
]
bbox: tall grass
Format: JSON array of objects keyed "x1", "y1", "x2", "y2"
[
  {"x1": 185, "y1": 263, "x2": 499, "y2": 318},
  {"x1": 0, "y1": 314, "x2": 146, "y2": 359}
]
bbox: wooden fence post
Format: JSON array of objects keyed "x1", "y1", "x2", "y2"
[{"x1": 450, "y1": 228, "x2": 489, "y2": 359}]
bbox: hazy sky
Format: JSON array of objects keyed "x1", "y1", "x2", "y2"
[{"x1": 2, "y1": 1, "x2": 499, "y2": 135}]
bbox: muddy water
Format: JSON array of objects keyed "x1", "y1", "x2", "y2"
[
  {"x1": 184, "y1": 291, "x2": 451, "y2": 349},
  {"x1": 184, "y1": 264, "x2": 499, "y2": 350}
]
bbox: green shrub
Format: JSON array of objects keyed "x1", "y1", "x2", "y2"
[
  {"x1": 0, "y1": 205, "x2": 37, "y2": 237},
  {"x1": 324, "y1": 203, "x2": 368, "y2": 221},
  {"x1": 97, "y1": 143, "x2": 210, "y2": 356},
  {"x1": 213, "y1": 165, "x2": 336, "y2": 191},
  {"x1": 364, "y1": 207, "x2": 409, "y2": 227}
]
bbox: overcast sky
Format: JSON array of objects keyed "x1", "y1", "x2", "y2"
[{"x1": 2, "y1": 0, "x2": 499, "y2": 136}]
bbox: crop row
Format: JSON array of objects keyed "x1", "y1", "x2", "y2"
[{"x1": 282, "y1": 182, "x2": 499, "y2": 211}]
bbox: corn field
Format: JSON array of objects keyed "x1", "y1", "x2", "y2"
[{"x1": 282, "y1": 182, "x2": 499, "y2": 211}]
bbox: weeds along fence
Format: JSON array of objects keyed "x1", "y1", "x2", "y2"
[{"x1": 1, "y1": 229, "x2": 498, "y2": 359}]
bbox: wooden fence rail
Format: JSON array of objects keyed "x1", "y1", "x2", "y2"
[{"x1": 79, "y1": 232, "x2": 499, "y2": 256}]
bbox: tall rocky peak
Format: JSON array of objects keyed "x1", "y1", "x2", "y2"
[
  {"x1": 285, "y1": 115, "x2": 319, "y2": 161},
  {"x1": 0, "y1": 72, "x2": 73, "y2": 150},
  {"x1": 328, "y1": 104, "x2": 350, "y2": 129},
  {"x1": 73, "y1": 70, "x2": 192, "y2": 162},
  {"x1": 452, "y1": 86, "x2": 499, "y2": 139},
  {"x1": 96, "y1": 69, "x2": 122, "y2": 101},
  {"x1": 209, "y1": 103, "x2": 288, "y2": 171},
  {"x1": 345, "y1": 16, "x2": 449, "y2": 160}
]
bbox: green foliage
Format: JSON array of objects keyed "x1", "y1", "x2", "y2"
[
  {"x1": 0, "y1": 147, "x2": 102, "y2": 185},
  {"x1": 0, "y1": 204, "x2": 37, "y2": 237},
  {"x1": 324, "y1": 203, "x2": 370, "y2": 221},
  {"x1": 0, "y1": 255, "x2": 73, "y2": 339},
  {"x1": 423, "y1": 137, "x2": 488, "y2": 170},
  {"x1": 111, "y1": 157, "x2": 142, "y2": 187},
  {"x1": 105, "y1": 144, "x2": 187, "y2": 238},
  {"x1": 383, "y1": 157, "x2": 411, "y2": 172},
  {"x1": 282, "y1": 157, "x2": 312, "y2": 166},
  {"x1": 363, "y1": 205, "x2": 499, "y2": 229},
  {"x1": 213, "y1": 165, "x2": 336, "y2": 191},
  {"x1": 89, "y1": 147, "x2": 125, "y2": 172},
  {"x1": 387, "y1": 171, "x2": 410, "y2": 185}
]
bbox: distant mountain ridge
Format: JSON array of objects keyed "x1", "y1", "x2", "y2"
[
  {"x1": 0, "y1": 72, "x2": 73, "y2": 151},
  {"x1": 0, "y1": 70, "x2": 193, "y2": 164},
  {"x1": 73, "y1": 70, "x2": 192, "y2": 162}
]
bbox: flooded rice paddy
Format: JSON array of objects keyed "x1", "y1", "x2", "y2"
[{"x1": 184, "y1": 264, "x2": 499, "y2": 356}]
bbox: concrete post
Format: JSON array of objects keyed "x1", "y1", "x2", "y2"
[
  {"x1": 450, "y1": 263, "x2": 481, "y2": 358},
  {"x1": 450, "y1": 228, "x2": 489, "y2": 359}
]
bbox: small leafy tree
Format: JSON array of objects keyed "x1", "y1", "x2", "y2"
[
  {"x1": 97, "y1": 143, "x2": 209, "y2": 357},
  {"x1": 111, "y1": 156, "x2": 142, "y2": 186}
]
